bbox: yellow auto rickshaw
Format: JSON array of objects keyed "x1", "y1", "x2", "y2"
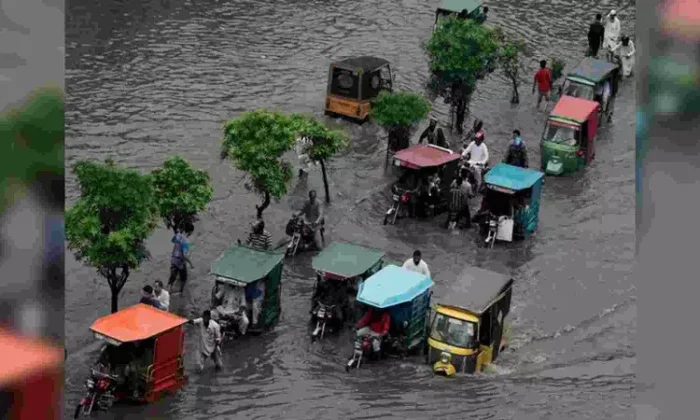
[
  {"x1": 427, "y1": 265, "x2": 513, "y2": 376},
  {"x1": 324, "y1": 56, "x2": 392, "y2": 122}
]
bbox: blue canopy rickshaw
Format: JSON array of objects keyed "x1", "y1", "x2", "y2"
[
  {"x1": 476, "y1": 163, "x2": 545, "y2": 246},
  {"x1": 356, "y1": 265, "x2": 433, "y2": 351}
]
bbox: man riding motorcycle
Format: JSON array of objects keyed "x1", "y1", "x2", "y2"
[
  {"x1": 461, "y1": 131, "x2": 490, "y2": 193},
  {"x1": 297, "y1": 190, "x2": 324, "y2": 250},
  {"x1": 355, "y1": 307, "x2": 391, "y2": 353}
]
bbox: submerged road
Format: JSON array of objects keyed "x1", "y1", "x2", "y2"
[{"x1": 65, "y1": 0, "x2": 635, "y2": 418}]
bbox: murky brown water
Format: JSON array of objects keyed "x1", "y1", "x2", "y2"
[{"x1": 65, "y1": 0, "x2": 635, "y2": 418}]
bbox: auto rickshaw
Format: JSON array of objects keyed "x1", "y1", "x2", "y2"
[
  {"x1": 310, "y1": 241, "x2": 386, "y2": 340},
  {"x1": 541, "y1": 96, "x2": 600, "y2": 176},
  {"x1": 209, "y1": 243, "x2": 283, "y2": 339},
  {"x1": 74, "y1": 304, "x2": 188, "y2": 417},
  {"x1": 434, "y1": 0, "x2": 484, "y2": 31},
  {"x1": 324, "y1": 56, "x2": 392, "y2": 122},
  {"x1": 428, "y1": 265, "x2": 513, "y2": 376},
  {"x1": 385, "y1": 144, "x2": 460, "y2": 225},
  {"x1": 0, "y1": 329, "x2": 63, "y2": 420},
  {"x1": 560, "y1": 57, "x2": 620, "y2": 125},
  {"x1": 346, "y1": 265, "x2": 433, "y2": 371},
  {"x1": 474, "y1": 163, "x2": 544, "y2": 248}
]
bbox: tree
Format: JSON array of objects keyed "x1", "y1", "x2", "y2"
[
  {"x1": 370, "y1": 91, "x2": 431, "y2": 163},
  {"x1": 220, "y1": 110, "x2": 296, "y2": 219},
  {"x1": 65, "y1": 159, "x2": 158, "y2": 313},
  {"x1": 494, "y1": 30, "x2": 529, "y2": 104},
  {"x1": 151, "y1": 156, "x2": 213, "y2": 234},
  {"x1": 289, "y1": 114, "x2": 348, "y2": 204},
  {"x1": 425, "y1": 17, "x2": 500, "y2": 133}
]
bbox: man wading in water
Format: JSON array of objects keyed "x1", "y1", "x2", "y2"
[{"x1": 168, "y1": 222, "x2": 194, "y2": 294}]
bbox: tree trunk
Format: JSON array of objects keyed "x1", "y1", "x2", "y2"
[
  {"x1": 256, "y1": 191, "x2": 271, "y2": 219},
  {"x1": 320, "y1": 159, "x2": 331, "y2": 204},
  {"x1": 110, "y1": 287, "x2": 119, "y2": 313},
  {"x1": 455, "y1": 98, "x2": 467, "y2": 134},
  {"x1": 511, "y1": 79, "x2": 520, "y2": 104},
  {"x1": 106, "y1": 267, "x2": 129, "y2": 313}
]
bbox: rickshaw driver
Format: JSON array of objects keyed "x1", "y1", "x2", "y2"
[
  {"x1": 245, "y1": 280, "x2": 265, "y2": 327},
  {"x1": 461, "y1": 131, "x2": 490, "y2": 192},
  {"x1": 312, "y1": 276, "x2": 345, "y2": 319},
  {"x1": 212, "y1": 283, "x2": 249, "y2": 336},
  {"x1": 297, "y1": 190, "x2": 324, "y2": 250},
  {"x1": 355, "y1": 307, "x2": 391, "y2": 352}
]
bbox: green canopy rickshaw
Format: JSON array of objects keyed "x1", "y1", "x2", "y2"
[{"x1": 209, "y1": 243, "x2": 284, "y2": 340}]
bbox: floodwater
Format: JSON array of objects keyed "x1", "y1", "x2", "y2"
[{"x1": 65, "y1": 0, "x2": 635, "y2": 419}]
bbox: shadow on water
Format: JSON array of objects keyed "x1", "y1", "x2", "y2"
[{"x1": 65, "y1": 0, "x2": 635, "y2": 418}]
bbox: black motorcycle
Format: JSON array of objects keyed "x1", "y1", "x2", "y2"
[
  {"x1": 346, "y1": 334, "x2": 383, "y2": 371},
  {"x1": 383, "y1": 185, "x2": 412, "y2": 225},
  {"x1": 310, "y1": 302, "x2": 337, "y2": 341},
  {"x1": 285, "y1": 214, "x2": 325, "y2": 257},
  {"x1": 74, "y1": 369, "x2": 118, "y2": 418},
  {"x1": 474, "y1": 211, "x2": 499, "y2": 249}
]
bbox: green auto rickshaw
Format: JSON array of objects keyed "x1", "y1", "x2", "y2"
[
  {"x1": 541, "y1": 95, "x2": 600, "y2": 176},
  {"x1": 434, "y1": 0, "x2": 484, "y2": 31}
]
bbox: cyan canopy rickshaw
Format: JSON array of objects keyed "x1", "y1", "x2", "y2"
[
  {"x1": 347, "y1": 265, "x2": 433, "y2": 369},
  {"x1": 477, "y1": 163, "x2": 544, "y2": 247}
]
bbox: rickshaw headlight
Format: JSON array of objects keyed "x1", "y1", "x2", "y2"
[
  {"x1": 439, "y1": 352, "x2": 452, "y2": 364},
  {"x1": 577, "y1": 149, "x2": 584, "y2": 157}
]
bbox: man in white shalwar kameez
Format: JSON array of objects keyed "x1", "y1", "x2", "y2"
[
  {"x1": 603, "y1": 10, "x2": 621, "y2": 59},
  {"x1": 613, "y1": 36, "x2": 636, "y2": 77},
  {"x1": 188, "y1": 310, "x2": 223, "y2": 372}
]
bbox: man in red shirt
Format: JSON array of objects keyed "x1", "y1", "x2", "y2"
[
  {"x1": 532, "y1": 60, "x2": 553, "y2": 110},
  {"x1": 355, "y1": 308, "x2": 391, "y2": 345}
]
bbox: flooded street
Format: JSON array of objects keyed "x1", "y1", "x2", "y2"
[{"x1": 65, "y1": 0, "x2": 635, "y2": 418}]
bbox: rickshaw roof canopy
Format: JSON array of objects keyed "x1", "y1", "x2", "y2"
[
  {"x1": 393, "y1": 144, "x2": 460, "y2": 169},
  {"x1": 90, "y1": 304, "x2": 188, "y2": 343},
  {"x1": 210, "y1": 243, "x2": 284, "y2": 283},
  {"x1": 485, "y1": 163, "x2": 544, "y2": 191},
  {"x1": 568, "y1": 58, "x2": 619, "y2": 84},
  {"x1": 0, "y1": 328, "x2": 63, "y2": 386},
  {"x1": 312, "y1": 241, "x2": 385, "y2": 279},
  {"x1": 438, "y1": 265, "x2": 513, "y2": 314},
  {"x1": 550, "y1": 96, "x2": 600, "y2": 123},
  {"x1": 356, "y1": 265, "x2": 434, "y2": 308},
  {"x1": 437, "y1": 0, "x2": 483, "y2": 14},
  {"x1": 334, "y1": 56, "x2": 389, "y2": 72}
]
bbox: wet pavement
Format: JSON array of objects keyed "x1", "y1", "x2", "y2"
[{"x1": 65, "y1": 0, "x2": 635, "y2": 418}]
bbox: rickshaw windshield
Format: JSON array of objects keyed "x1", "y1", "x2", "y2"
[
  {"x1": 562, "y1": 80, "x2": 595, "y2": 101},
  {"x1": 430, "y1": 313, "x2": 476, "y2": 349},
  {"x1": 544, "y1": 122, "x2": 580, "y2": 146},
  {"x1": 330, "y1": 68, "x2": 358, "y2": 98}
]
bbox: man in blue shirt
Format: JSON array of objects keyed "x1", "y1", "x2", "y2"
[
  {"x1": 139, "y1": 285, "x2": 162, "y2": 309},
  {"x1": 167, "y1": 224, "x2": 194, "y2": 294}
]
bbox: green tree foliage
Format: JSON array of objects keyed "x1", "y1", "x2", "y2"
[
  {"x1": 370, "y1": 91, "x2": 431, "y2": 159},
  {"x1": 0, "y1": 86, "x2": 64, "y2": 212},
  {"x1": 289, "y1": 114, "x2": 349, "y2": 203},
  {"x1": 425, "y1": 17, "x2": 499, "y2": 133},
  {"x1": 551, "y1": 57, "x2": 566, "y2": 83},
  {"x1": 494, "y1": 30, "x2": 529, "y2": 104},
  {"x1": 151, "y1": 156, "x2": 213, "y2": 234},
  {"x1": 65, "y1": 159, "x2": 158, "y2": 313},
  {"x1": 220, "y1": 110, "x2": 296, "y2": 218}
]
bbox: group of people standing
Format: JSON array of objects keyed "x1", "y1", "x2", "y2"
[{"x1": 587, "y1": 10, "x2": 636, "y2": 76}]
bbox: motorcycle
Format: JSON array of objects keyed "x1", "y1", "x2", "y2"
[
  {"x1": 384, "y1": 185, "x2": 411, "y2": 225},
  {"x1": 604, "y1": 37, "x2": 622, "y2": 67},
  {"x1": 74, "y1": 369, "x2": 118, "y2": 418},
  {"x1": 285, "y1": 214, "x2": 325, "y2": 257},
  {"x1": 311, "y1": 302, "x2": 336, "y2": 341},
  {"x1": 346, "y1": 334, "x2": 382, "y2": 371},
  {"x1": 477, "y1": 211, "x2": 500, "y2": 249}
]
